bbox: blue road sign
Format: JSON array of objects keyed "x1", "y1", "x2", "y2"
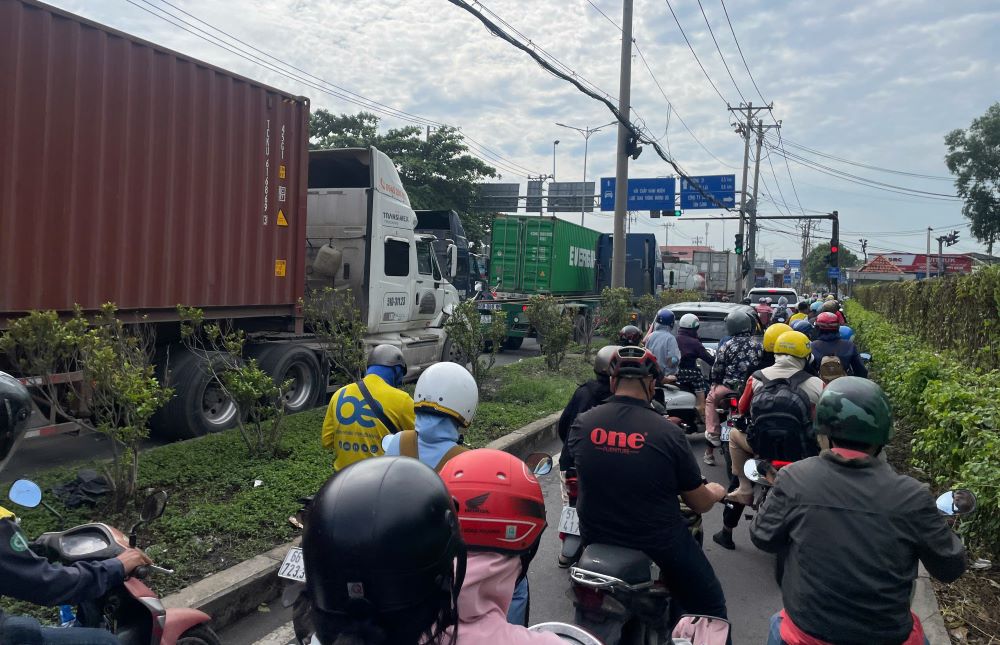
[
  {"x1": 680, "y1": 175, "x2": 737, "y2": 210},
  {"x1": 827, "y1": 267, "x2": 841, "y2": 278},
  {"x1": 772, "y1": 259, "x2": 787, "y2": 269},
  {"x1": 783, "y1": 274, "x2": 792, "y2": 285},
  {"x1": 788, "y1": 259, "x2": 802, "y2": 269},
  {"x1": 600, "y1": 177, "x2": 676, "y2": 211}
]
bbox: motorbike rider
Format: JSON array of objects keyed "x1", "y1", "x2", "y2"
[
  {"x1": 303, "y1": 456, "x2": 466, "y2": 645},
  {"x1": 675, "y1": 314, "x2": 715, "y2": 445},
  {"x1": 771, "y1": 297, "x2": 791, "y2": 325},
  {"x1": 705, "y1": 310, "x2": 765, "y2": 466},
  {"x1": 322, "y1": 344, "x2": 414, "y2": 472},
  {"x1": 811, "y1": 312, "x2": 868, "y2": 379},
  {"x1": 0, "y1": 371, "x2": 151, "y2": 645},
  {"x1": 382, "y1": 361, "x2": 476, "y2": 472},
  {"x1": 752, "y1": 378, "x2": 967, "y2": 645},
  {"x1": 566, "y1": 347, "x2": 729, "y2": 622},
  {"x1": 755, "y1": 298, "x2": 774, "y2": 327},
  {"x1": 643, "y1": 308, "x2": 681, "y2": 381},
  {"x1": 439, "y1": 450, "x2": 564, "y2": 645},
  {"x1": 788, "y1": 301, "x2": 809, "y2": 325},
  {"x1": 821, "y1": 298, "x2": 847, "y2": 325},
  {"x1": 618, "y1": 325, "x2": 644, "y2": 347}
]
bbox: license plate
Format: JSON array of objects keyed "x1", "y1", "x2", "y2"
[
  {"x1": 480, "y1": 314, "x2": 492, "y2": 323},
  {"x1": 479, "y1": 302, "x2": 502, "y2": 310},
  {"x1": 278, "y1": 546, "x2": 306, "y2": 582},
  {"x1": 558, "y1": 506, "x2": 580, "y2": 536},
  {"x1": 720, "y1": 422, "x2": 732, "y2": 443}
]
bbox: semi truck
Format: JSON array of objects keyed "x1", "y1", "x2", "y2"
[
  {"x1": 414, "y1": 209, "x2": 488, "y2": 300},
  {"x1": 0, "y1": 0, "x2": 458, "y2": 441}
]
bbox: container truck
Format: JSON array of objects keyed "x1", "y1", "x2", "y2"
[
  {"x1": 414, "y1": 209, "x2": 484, "y2": 299},
  {"x1": 0, "y1": 0, "x2": 458, "y2": 441},
  {"x1": 595, "y1": 233, "x2": 662, "y2": 299}
]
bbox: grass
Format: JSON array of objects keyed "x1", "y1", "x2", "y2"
[{"x1": 0, "y1": 355, "x2": 588, "y2": 623}]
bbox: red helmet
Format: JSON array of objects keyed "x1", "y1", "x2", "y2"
[
  {"x1": 816, "y1": 311, "x2": 840, "y2": 331},
  {"x1": 439, "y1": 449, "x2": 547, "y2": 555},
  {"x1": 609, "y1": 346, "x2": 662, "y2": 380}
]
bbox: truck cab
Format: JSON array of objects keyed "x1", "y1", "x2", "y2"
[
  {"x1": 415, "y1": 209, "x2": 474, "y2": 298},
  {"x1": 306, "y1": 147, "x2": 460, "y2": 374}
]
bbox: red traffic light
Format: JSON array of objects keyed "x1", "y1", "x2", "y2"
[{"x1": 830, "y1": 245, "x2": 839, "y2": 253}]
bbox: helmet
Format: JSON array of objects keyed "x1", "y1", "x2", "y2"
[
  {"x1": 655, "y1": 308, "x2": 676, "y2": 327},
  {"x1": 594, "y1": 345, "x2": 621, "y2": 376},
  {"x1": 0, "y1": 371, "x2": 32, "y2": 473},
  {"x1": 679, "y1": 313, "x2": 700, "y2": 329},
  {"x1": 758, "y1": 298, "x2": 766, "y2": 304},
  {"x1": 840, "y1": 325, "x2": 855, "y2": 341},
  {"x1": 777, "y1": 296, "x2": 788, "y2": 306},
  {"x1": 810, "y1": 301, "x2": 823, "y2": 312},
  {"x1": 825, "y1": 294, "x2": 836, "y2": 301},
  {"x1": 773, "y1": 330, "x2": 812, "y2": 359},
  {"x1": 413, "y1": 362, "x2": 478, "y2": 427},
  {"x1": 821, "y1": 300, "x2": 841, "y2": 313},
  {"x1": 815, "y1": 311, "x2": 840, "y2": 332},
  {"x1": 725, "y1": 309, "x2": 755, "y2": 336},
  {"x1": 609, "y1": 346, "x2": 662, "y2": 381},
  {"x1": 765, "y1": 297, "x2": 773, "y2": 304},
  {"x1": 618, "y1": 325, "x2": 643, "y2": 346},
  {"x1": 815, "y1": 377, "x2": 893, "y2": 446},
  {"x1": 763, "y1": 323, "x2": 792, "y2": 353},
  {"x1": 741, "y1": 297, "x2": 752, "y2": 305},
  {"x1": 368, "y1": 344, "x2": 407, "y2": 384},
  {"x1": 791, "y1": 319, "x2": 814, "y2": 335},
  {"x1": 440, "y1": 449, "x2": 546, "y2": 557},
  {"x1": 303, "y1": 457, "x2": 465, "y2": 642}
]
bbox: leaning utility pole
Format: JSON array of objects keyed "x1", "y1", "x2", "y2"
[
  {"x1": 611, "y1": 0, "x2": 634, "y2": 288},
  {"x1": 728, "y1": 102, "x2": 773, "y2": 296}
]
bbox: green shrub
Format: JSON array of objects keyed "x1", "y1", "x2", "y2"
[{"x1": 527, "y1": 295, "x2": 573, "y2": 370}]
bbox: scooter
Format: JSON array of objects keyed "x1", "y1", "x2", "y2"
[
  {"x1": 558, "y1": 468, "x2": 582, "y2": 568},
  {"x1": 656, "y1": 384, "x2": 700, "y2": 434},
  {"x1": 742, "y1": 458, "x2": 792, "y2": 518},
  {"x1": 278, "y1": 494, "x2": 316, "y2": 645},
  {"x1": 6, "y1": 479, "x2": 221, "y2": 645}
]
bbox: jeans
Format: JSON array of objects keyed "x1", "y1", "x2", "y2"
[
  {"x1": 507, "y1": 576, "x2": 529, "y2": 626},
  {"x1": 0, "y1": 615, "x2": 119, "y2": 645}
]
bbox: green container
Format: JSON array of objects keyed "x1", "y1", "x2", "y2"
[{"x1": 490, "y1": 215, "x2": 602, "y2": 295}]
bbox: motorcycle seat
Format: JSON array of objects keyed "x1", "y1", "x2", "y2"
[{"x1": 577, "y1": 544, "x2": 653, "y2": 586}]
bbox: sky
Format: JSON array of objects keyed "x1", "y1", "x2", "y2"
[{"x1": 46, "y1": 0, "x2": 1000, "y2": 261}]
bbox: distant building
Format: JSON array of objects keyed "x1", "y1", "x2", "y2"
[
  {"x1": 660, "y1": 245, "x2": 714, "y2": 263},
  {"x1": 851, "y1": 254, "x2": 914, "y2": 284}
]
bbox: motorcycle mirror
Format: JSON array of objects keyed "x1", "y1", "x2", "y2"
[
  {"x1": 744, "y1": 459, "x2": 763, "y2": 483},
  {"x1": 7, "y1": 479, "x2": 42, "y2": 509},
  {"x1": 860, "y1": 352, "x2": 872, "y2": 362},
  {"x1": 140, "y1": 491, "x2": 168, "y2": 523},
  {"x1": 528, "y1": 622, "x2": 603, "y2": 644},
  {"x1": 524, "y1": 453, "x2": 553, "y2": 477},
  {"x1": 936, "y1": 489, "x2": 977, "y2": 516}
]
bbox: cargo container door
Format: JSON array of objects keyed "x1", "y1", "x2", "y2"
[
  {"x1": 520, "y1": 218, "x2": 555, "y2": 293},
  {"x1": 489, "y1": 216, "x2": 524, "y2": 292}
]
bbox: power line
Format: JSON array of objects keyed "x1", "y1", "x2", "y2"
[
  {"x1": 662, "y1": 0, "x2": 730, "y2": 105},
  {"x1": 779, "y1": 137, "x2": 954, "y2": 181},
  {"x1": 694, "y1": 0, "x2": 748, "y2": 104},
  {"x1": 717, "y1": 0, "x2": 770, "y2": 106}
]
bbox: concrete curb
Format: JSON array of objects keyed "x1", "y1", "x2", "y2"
[
  {"x1": 912, "y1": 563, "x2": 950, "y2": 645},
  {"x1": 161, "y1": 410, "x2": 563, "y2": 630}
]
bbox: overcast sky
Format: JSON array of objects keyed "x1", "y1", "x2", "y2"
[{"x1": 48, "y1": 0, "x2": 1000, "y2": 260}]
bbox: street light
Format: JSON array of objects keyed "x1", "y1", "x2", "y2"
[
  {"x1": 556, "y1": 121, "x2": 617, "y2": 225},
  {"x1": 553, "y1": 140, "x2": 560, "y2": 180}
]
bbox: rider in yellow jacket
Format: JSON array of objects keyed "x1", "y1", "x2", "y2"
[{"x1": 322, "y1": 345, "x2": 415, "y2": 471}]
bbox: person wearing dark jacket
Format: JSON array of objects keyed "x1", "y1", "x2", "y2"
[
  {"x1": 557, "y1": 345, "x2": 618, "y2": 484},
  {"x1": 752, "y1": 378, "x2": 966, "y2": 645},
  {"x1": 0, "y1": 371, "x2": 151, "y2": 644},
  {"x1": 675, "y1": 314, "x2": 714, "y2": 434},
  {"x1": 811, "y1": 312, "x2": 868, "y2": 378}
]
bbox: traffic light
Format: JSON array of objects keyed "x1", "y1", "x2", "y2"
[
  {"x1": 734, "y1": 234, "x2": 744, "y2": 255},
  {"x1": 828, "y1": 240, "x2": 839, "y2": 266},
  {"x1": 674, "y1": 209, "x2": 682, "y2": 217}
]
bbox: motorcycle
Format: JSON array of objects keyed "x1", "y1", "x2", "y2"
[
  {"x1": 656, "y1": 384, "x2": 700, "y2": 434},
  {"x1": 6, "y1": 479, "x2": 221, "y2": 645},
  {"x1": 742, "y1": 458, "x2": 792, "y2": 518},
  {"x1": 558, "y1": 468, "x2": 582, "y2": 568},
  {"x1": 278, "y1": 494, "x2": 316, "y2": 645}
]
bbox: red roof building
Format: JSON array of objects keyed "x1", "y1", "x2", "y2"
[{"x1": 660, "y1": 245, "x2": 714, "y2": 262}]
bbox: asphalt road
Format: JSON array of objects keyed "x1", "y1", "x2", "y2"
[{"x1": 222, "y1": 433, "x2": 783, "y2": 645}]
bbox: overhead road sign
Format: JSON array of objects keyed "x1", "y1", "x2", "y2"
[
  {"x1": 548, "y1": 181, "x2": 596, "y2": 213},
  {"x1": 477, "y1": 183, "x2": 520, "y2": 212},
  {"x1": 600, "y1": 177, "x2": 676, "y2": 211},
  {"x1": 680, "y1": 174, "x2": 736, "y2": 210},
  {"x1": 827, "y1": 267, "x2": 841, "y2": 278},
  {"x1": 527, "y1": 180, "x2": 543, "y2": 212}
]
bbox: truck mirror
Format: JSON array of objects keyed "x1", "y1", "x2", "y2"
[{"x1": 448, "y1": 244, "x2": 458, "y2": 279}]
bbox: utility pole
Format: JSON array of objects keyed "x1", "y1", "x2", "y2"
[
  {"x1": 705, "y1": 223, "x2": 710, "y2": 250},
  {"x1": 728, "y1": 102, "x2": 773, "y2": 296},
  {"x1": 935, "y1": 230, "x2": 960, "y2": 276},
  {"x1": 859, "y1": 238, "x2": 868, "y2": 263},
  {"x1": 926, "y1": 227, "x2": 932, "y2": 278},
  {"x1": 830, "y1": 211, "x2": 840, "y2": 296},
  {"x1": 746, "y1": 119, "x2": 764, "y2": 293},
  {"x1": 611, "y1": 0, "x2": 634, "y2": 289}
]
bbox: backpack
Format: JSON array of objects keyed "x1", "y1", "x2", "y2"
[
  {"x1": 398, "y1": 430, "x2": 468, "y2": 472},
  {"x1": 772, "y1": 306, "x2": 790, "y2": 324},
  {"x1": 747, "y1": 370, "x2": 817, "y2": 461},
  {"x1": 819, "y1": 355, "x2": 848, "y2": 383}
]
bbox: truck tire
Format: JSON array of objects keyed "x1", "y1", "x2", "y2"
[
  {"x1": 572, "y1": 314, "x2": 589, "y2": 344},
  {"x1": 502, "y1": 336, "x2": 524, "y2": 351},
  {"x1": 150, "y1": 349, "x2": 240, "y2": 441},
  {"x1": 249, "y1": 344, "x2": 323, "y2": 414},
  {"x1": 442, "y1": 338, "x2": 463, "y2": 363}
]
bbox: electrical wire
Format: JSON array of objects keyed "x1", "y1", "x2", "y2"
[
  {"x1": 779, "y1": 137, "x2": 954, "y2": 181},
  {"x1": 718, "y1": 0, "x2": 770, "y2": 107},
  {"x1": 662, "y1": 0, "x2": 730, "y2": 105},
  {"x1": 695, "y1": 0, "x2": 748, "y2": 105}
]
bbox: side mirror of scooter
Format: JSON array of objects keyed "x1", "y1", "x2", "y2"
[
  {"x1": 524, "y1": 453, "x2": 553, "y2": 477},
  {"x1": 140, "y1": 491, "x2": 168, "y2": 523},
  {"x1": 7, "y1": 479, "x2": 42, "y2": 509},
  {"x1": 936, "y1": 489, "x2": 977, "y2": 516},
  {"x1": 860, "y1": 352, "x2": 872, "y2": 363},
  {"x1": 744, "y1": 459, "x2": 763, "y2": 483}
]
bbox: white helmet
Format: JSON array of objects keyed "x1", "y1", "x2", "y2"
[
  {"x1": 679, "y1": 313, "x2": 700, "y2": 329},
  {"x1": 413, "y1": 362, "x2": 479, "y2": 427}
]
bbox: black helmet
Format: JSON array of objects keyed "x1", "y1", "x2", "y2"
[
  {"x1": 0, "y1": 371, "x2": 32, "y2": 474},
  {"x1": 618, "y1": 325, "x2": 643, "y2": 347},
  {"x1": 609, "y1": 346, "x2": 663, "y2": 381},
  {"x1": 594, "y1": 345, "x2": 621, "y2": 376},
  {"x1": 304, "y1": 457, "x2": 465, "y2": 644},
  {"x1": 815, "y1": 377, "x2": 893, "y2": 446},
  {"x1": 741, "y1": 297, "x2": 752, "y2": 305},
  {"x1": 725, "y1": 309, "x2": 755, "y2": 336}
]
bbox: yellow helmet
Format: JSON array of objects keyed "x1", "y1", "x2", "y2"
[
  {"x1": 763, "y1": 323, "x2": 792, "y2": 353},
  {"x1": 774, "y1": 330, "x2": 812, "y2": 359}
]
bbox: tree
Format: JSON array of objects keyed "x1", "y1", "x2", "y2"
[
  {"x1": 527, "y1": 296, "x2": 573, "y2": 370},
  {"x1": 443, "y1": 299, "x2": 508, "y2": 385},
  {"x1": 803, "y1": 243, "x2": 860, "y2": 286},
  {"x1": 309, "y1": 110, "x2": 498, "y2": 246},
  {"x1": 301, "y1": 287, "x2": 368, "y2": 384},
  {"x1": 945, "y1": 103, "x2": 1000, "y2": 255}
]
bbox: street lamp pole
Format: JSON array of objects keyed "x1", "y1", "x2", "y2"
[
  {"x1": 552, "y1": 140, "x2": 559, "y2": 180},
  {"x1": 556, "y1": 121, "x2": 617, "y2": 225}
]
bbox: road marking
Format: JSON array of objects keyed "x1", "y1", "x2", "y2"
[{"x1": 252, "y1": 621, "x2": 296, "y2": 645}]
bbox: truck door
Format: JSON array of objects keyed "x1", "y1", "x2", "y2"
[{"x1": 413, "y1": 238, "x2": 445, "y2": 322}]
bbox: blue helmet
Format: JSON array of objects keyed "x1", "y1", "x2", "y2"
[
  {"x1": 810, "y1": 301, "x2": 823, "y2": 312},
  {"x1": 839, "y1": 325, "x2": 855, "y2": 341},
  {"x1": 791, "y1": 319, "x2": 814, "y2": 335},
  {"x1": 655, "y1": 308, "x2": 675, "y2": 327}
]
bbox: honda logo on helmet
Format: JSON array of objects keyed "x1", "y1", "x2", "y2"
[
  {"x1": 465, "y1": 492, "x2": 490, "y2": 513},
  {"x1": 590, "y1": 427, "x2": 646, "y2": 452}
]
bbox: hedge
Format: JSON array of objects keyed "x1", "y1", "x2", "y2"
[
  {"x1": 854, "y1": 266, "x2": 1000, "y2": 371},
  {"x1": 846, "y1": 300, "x2": 999, "y2": 557}
]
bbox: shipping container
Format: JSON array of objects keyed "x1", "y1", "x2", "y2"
[
  {"x1": 691, "y1": 251, "x2": 740, "y2": 295},
  {"x1": 490, "y1": 216, "x2": 601, "y2": 295},
  {"x1": 0, "y1": 0, "x2": 309, "y2": 322}
]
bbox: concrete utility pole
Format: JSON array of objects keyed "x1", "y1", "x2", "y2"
[
  {"x1": 611, "y1": 0, "x2": 634, "y2": 289},
  {"x1": 747, "y1": 119, "x2": 764, "y2": 293},
  {"x1": 926, "y1": 227, "x2": 932, "y2": 278},
  {"x1": 728, "y1": 102, "x2": 773, "y2": 297}
]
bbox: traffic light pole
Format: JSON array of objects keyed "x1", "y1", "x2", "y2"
[{"x1": 830, "y1": 210, "x2": 839, "y2": 296}]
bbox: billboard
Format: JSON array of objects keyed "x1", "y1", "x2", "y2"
[
  {"x1": 476, "y1": 183, "x2": 520, "y2": 212},
  {"x1": 547, "y1": 181, "x2": 595, "y2": 213}
]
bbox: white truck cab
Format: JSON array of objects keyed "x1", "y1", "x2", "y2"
[{"x1": 306, "y1": 147, "x2": 460, "y2": 376}]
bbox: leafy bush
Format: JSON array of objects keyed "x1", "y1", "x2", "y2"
[
  {"x1": 444, "y1": 298, "x2": 508, "y2": 385},
  {"x1": 527, "y1": 295, "x2": 573, "y2": 370},
  {"x1": 847, "y1": 301, "x2": 1000, "y2": 557},
  {"x1": 658, "y1": 289, "x2": 705, "y2": 306},
  {"x1": 597, "y1": 287, "x2": 635, "y2": 339},
  {"x1": 301, "y1": 287, "x2": 368, "y2": 382}
]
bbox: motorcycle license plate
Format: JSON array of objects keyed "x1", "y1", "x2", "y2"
[
  {"x1": 558, "y1": 506, "x2": 580, "y2": 536},
  {"x1": 480, "y1": 314, "x2": 492, "y2": 323},
  {"x1": 278, "y1": 546, "x2": 306, "y2": 582},
  {"x1": 720, "y1": 422, "x2": 732, "y2": 443}
]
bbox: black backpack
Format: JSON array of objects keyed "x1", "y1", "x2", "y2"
[{"x1": 747, "y1": 370, "x2": 818, "y2": 461}]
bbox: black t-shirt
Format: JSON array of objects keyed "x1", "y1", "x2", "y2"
[{"x1": 566, "y1": 396, "x2": 704, "y2": 551}]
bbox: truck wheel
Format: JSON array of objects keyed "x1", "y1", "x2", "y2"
[
  {"x1": 250, "y1": 344, "x2": 323, "y2": 414},
  {"x1": 502, "y1": 336, "x2": 524, "y2": 351},
  {"x1": 442, "y1": 338, "x2": 463, "y2": 363},
  {"x1": 572, "y1": 314, "x2": 589, "y2": 344},
  {"x1": 150, "y1": 349, "x2": 240, "y2": 441}
]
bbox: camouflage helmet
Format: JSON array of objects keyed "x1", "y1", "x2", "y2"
[{"x1": 815, "y1": 377, "x2": 893, "y2": 446}]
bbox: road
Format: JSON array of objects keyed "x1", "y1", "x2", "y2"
[{"x1": 221, "y1": 432, "x2": 783, "y2": 645}]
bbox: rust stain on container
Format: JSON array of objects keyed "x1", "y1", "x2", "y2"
[{"x1": 0, "y1": 0, "x2": 309, "y2": 321}]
